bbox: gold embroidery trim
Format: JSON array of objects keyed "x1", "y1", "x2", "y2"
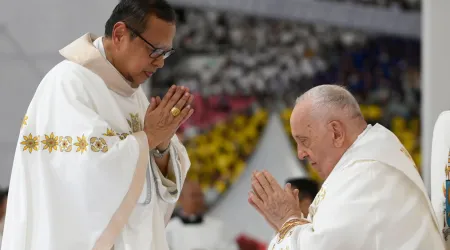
[
  {"x1": 277, "y1": 219, "x2": 306, "y2": 243},
  {"x1": 20, "y1": 133, "x2": 39, "y2": 153},
  {"x1": 21, "y1": 115, "x2": 28, "y2": 129},
  {"x1": 127, "y1": 113, "x2": 143, "y2": 133},
  {"x1": 19, "y1": 128, "x2": 126, "y2": 154}
]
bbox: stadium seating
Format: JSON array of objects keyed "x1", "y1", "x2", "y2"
[{"x1": 152, "y1": 7, "x2": 422, "y2": 202}]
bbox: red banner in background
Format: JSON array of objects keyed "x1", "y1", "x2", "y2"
[{"x1": 236, "y1": 233, "x2": 268, "y2": 250}]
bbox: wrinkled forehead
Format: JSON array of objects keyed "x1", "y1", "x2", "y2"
[{"x1": 290, "y1": 103, "x2": 315, "y2": 136}]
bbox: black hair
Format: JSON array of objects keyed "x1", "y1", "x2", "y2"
[
  {"x1": 285, "y1": 178, "x2": 319, "y2": 200},
  {"x1": 105, "y1": 0, "x2": 176, "y2": 37},
  {"x1": 0, "y1": 188, "x2": 8, "y2": 202}
]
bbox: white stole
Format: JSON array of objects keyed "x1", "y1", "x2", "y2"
[{"x1": 313, "y1": 124, "x2": 438, "y2": 228}]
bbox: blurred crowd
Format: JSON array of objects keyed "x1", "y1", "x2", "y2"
[
  {"x1": 152, "y1": 7, "x2": 421, "y2": 201},
  {"x1": 183, "y1": 109, "x2": 268, "y2": 206},
  {"x1": 318, "y1": 0, "x2": 420, "y2": 11}
]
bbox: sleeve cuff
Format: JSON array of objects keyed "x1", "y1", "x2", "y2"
[{"x1": 150, "y1": 143, "x2": 183, "y2": 203}]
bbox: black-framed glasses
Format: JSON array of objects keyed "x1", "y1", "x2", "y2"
[{"x1": 124, "y1": 23, "x2": 175, "y2": 59}]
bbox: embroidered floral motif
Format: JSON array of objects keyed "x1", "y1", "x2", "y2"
[
  {"x1": 119, "y1": 133, "x2": 129, "y2": 140},
  {"x1": 74, "y1": 135, "x2": 88, "y2": 154},
  {"x1": 90, "y1": 137, "x2": 108, "y2": 153},
  {"x1": 127, "y1": 113, "x2": 142, "y2": 133},
  {"x1": 21, "y1": 115, "x2": 28, "y2": 128},
  {"x1": 20, "y1": 134, "x2": 113, "y2": 154},
  {"x1": 17, "y1": 126, "x2": 123, "y2": 154},
  {"x1": 59, "y1": 136, "x2": 73, "y2": 152},
  {"x1": 20, "y1": 133, "x2": 39, "y2": 153},
  {"x1": 42, "y1": 133, "x2": 59, "y2": 153},
  {"x1": 103, "y1": 128, "x2": 117, "y2": 136}
]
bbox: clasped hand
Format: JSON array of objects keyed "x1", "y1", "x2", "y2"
[
  {"x1": 143, "y1": 85, "x2": 194, "y2": 149},
  {"x1": 248, "y1": 170, "x2": 304, "y2": 231}
]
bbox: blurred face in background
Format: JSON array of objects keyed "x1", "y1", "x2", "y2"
[
  {"x1": 180, "y1": 181, "x2": 206, "y2": 215},
  {"x1": 298, "y1": 194, "x2": 313, "y2": 217}
]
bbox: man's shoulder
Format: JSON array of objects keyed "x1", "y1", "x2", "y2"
[
  {"x1": 40, "y1": 60, "x2": 103, "y2": 95},
  {"x1": 45, "y1": 60, "x2": 97, "y2": 81},
  {"x1": 328, "y1": 160, "x2": 399, "y2": 192},
  {"x1": 340, "y1": 159, "x2": 388, "y2": 176}
]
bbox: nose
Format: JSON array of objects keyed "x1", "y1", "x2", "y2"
[
  {"x1": 152, "y1": 56, "x2": 165, "y2": 69},
  {"x1": 297, "y1": 149, "x2": 308, "y2": 160}
]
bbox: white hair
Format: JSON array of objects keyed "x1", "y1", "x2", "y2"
[{"x1": 295, "y1": 85, "x2": 363, "y2": 120}]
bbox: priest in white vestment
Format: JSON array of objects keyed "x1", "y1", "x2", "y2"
[
  {"x1": 166, "y1": 180, "x2": 239, "y2": 250},
  {"x1": 1, "y1": 0, "x2": 194, "y2": 249},
  {"x1": 431, "y1": 110, "x2": 450, "y2": 249},
  {"x1": 248, "y1": 85, "x2": 445, "y2": 250}
]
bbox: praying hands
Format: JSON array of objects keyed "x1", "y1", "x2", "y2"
[{"x1": 248, "y1": 171, "x2": 308, "y2": 231}]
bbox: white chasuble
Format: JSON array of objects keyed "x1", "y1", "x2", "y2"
[
  {"x1": 268, "y1": 124, "x2": 445, "y2": 250},
  {"x1": 431, "y1": 111, "x2": 450, "y2": 249},
  {"x1": 1, "y1": 33, "x2": 190, "y2": 250}
]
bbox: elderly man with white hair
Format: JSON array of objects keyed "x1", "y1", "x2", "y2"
[{"x1": 248, "y1": 85, "x2": 444, "y2": 250}]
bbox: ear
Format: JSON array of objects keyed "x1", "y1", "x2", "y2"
[
  {"x1": 328, "y1": 120, "x2": 345, "y2": 147},
  {"x1": 111, "y1": 22, "x2": 128, "y2": 48}
]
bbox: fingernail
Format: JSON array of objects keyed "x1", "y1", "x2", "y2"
[
  {"x1": 185, "y1": 93, "x2": 189, "y2": 97},
  {"x1": 171, "y1": 85, "x2": 176, "y2": 90},
  {"x1": 181, "y1": 86, "x2": 185, "y2": 90},
  {"x1": 186, "y1": 105, "x2": 191, "y2": 109}
]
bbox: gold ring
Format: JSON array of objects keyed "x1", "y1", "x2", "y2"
[{"x1": 170, "y1": 107, "x2": 181, "y2": 117}]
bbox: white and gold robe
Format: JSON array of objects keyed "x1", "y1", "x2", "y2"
[
  {"x1": 1, "y1": 33, "x2": 190, "y2": 250},
  {"x1": 431, "y1": 111, "x2": 450, "y2": 249},
  {"x1": 268, "y1": 124, "x2": 444, "y2": 250}
]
